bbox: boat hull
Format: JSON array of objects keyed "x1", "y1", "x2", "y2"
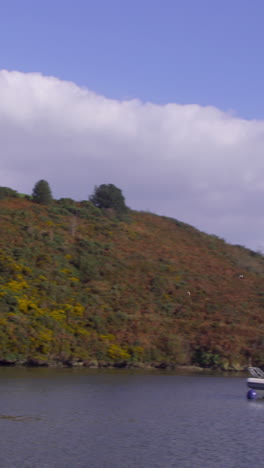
[{"x1": 247, "y1": 378, "x2": 264, "y2": 398}]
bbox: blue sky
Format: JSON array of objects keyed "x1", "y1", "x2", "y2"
[
  {"x1": 1, "y1": 0, "x2": 264, "y2": 250},
  {"x1": 1, "y1": 0, "x2": 264, "y2": 118}
]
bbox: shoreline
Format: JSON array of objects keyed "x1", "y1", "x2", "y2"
[{"x1": 0, "y1": 359, "x2": 248, "y2": 372}]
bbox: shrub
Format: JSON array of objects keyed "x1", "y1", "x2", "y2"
[{"x1": 0, "y1": 187, "x2": 19, "y2": 200}]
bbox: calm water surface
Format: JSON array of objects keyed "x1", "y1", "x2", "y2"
[{"x1": 0, "y1": 368, "x2": 259, "y2": 467}]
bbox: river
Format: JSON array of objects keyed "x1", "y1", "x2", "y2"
[{"x1": 0, "y1": 367, "x2": 260, "y2": 467}]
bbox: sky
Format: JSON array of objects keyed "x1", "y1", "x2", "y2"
[{"x1": 1, "y1": 0, "x2": 264, "y2": 251}]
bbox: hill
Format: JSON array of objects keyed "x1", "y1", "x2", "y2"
[{"x1": 0, "y1": 196, "x2": 263, "y2": 369}]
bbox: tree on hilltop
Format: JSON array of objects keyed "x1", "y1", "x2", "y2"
[
  {"x1": 32, "y1": 180, "x2": 53, "y2": 205},
  {"x1": 89, "y1": 184, "x2": 127, "y2": 214}
]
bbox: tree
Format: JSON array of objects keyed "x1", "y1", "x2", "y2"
[
  {"x1": 32, "y1": 180, "x2": 53, "y2": 205},
  {"x1": 89, "y1": 184, "x2": 127, "y2": 214}
]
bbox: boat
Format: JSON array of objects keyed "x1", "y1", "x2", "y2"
[{"x1": 247, "y1": 367, "x2": 264, "y2": 399}]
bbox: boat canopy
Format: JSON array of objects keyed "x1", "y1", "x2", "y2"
[{"x1": 248, "y1": 367, "x2": 264, "y2": 378}]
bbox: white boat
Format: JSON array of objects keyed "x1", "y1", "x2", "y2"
[{"x1": 247, "y1": 367, "x2": 264, "y2": 399}]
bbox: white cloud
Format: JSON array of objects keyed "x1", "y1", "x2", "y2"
[{"x1": 0, "y1": 69, "x2": 264, "y2": 250}]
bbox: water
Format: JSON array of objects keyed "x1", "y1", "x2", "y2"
[{"x1": 0, "y1": 368, "x2": 260, "y2": 467}]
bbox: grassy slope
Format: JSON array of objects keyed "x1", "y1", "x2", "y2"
[{"x1": 0, "y1": 197, "x2": 263, "y2": 369}]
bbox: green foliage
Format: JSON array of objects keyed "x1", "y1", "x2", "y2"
[
  {"x1": 0, "y1": 187, "x2": 19, "y2": 200},
  {"x1": 32, "y1": 180, "x2": 53, "y2": 205},
  {"x1": 90, "y1": 184, "x2": 127, "y2": 215},
  {"x1": 192, "y1": 348, "x2": 221, "y2": 368}
]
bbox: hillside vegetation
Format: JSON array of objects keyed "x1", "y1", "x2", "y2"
[{"x1": 0, "y1": 194, "x2": 263, "y2": 370}]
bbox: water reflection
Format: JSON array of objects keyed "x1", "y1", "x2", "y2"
[{"x1": 0, "y1": 414, "x2": 41, "y2": 421}]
